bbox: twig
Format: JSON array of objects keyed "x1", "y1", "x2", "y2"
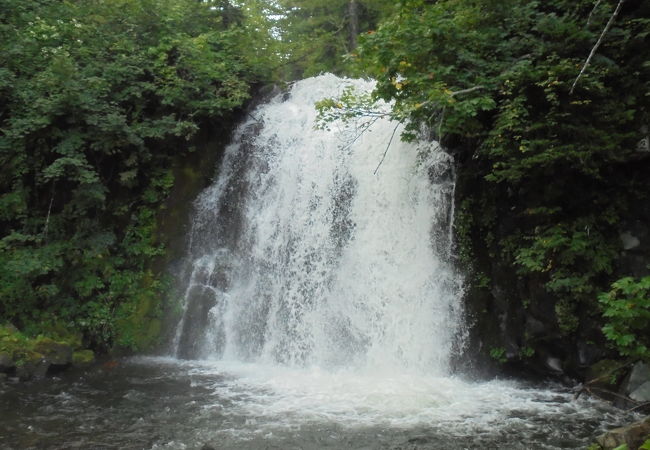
[
  {"x1": 627, "y1": 401, "x2": 650, "y2": 413},
  {"x1": 588, "y1": 386, "x2": 637, "y2": 403},
  {"x1": 340, "y1": 116, "x2": 380, "y2": 151},
  {"x1": 43, "y1": 182, "x2": 55, "y2": 241},
  {"x1": 574, "y1": 359, "x2": 635, "y2": 400},
  {"x1": 584, "y1": 360, "x2": 635, "y2": 386},
  {"x1": 570, "y1": 0, "x2": 625, "y2": 95},
  {"x1": 437, "y1": 105, "x2": 447, "y2": 141},
  {"x1": 586, "y1": 0, "x2": 604, "y2": 27},
  {"x1": 450, "y1": 85, "x2": 485, "y2": 97},
  {"x1": 374, "y1": 121, "x2": 400, "y2": 175}
]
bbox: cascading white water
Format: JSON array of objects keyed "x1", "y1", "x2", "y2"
[
  {"x1": 173, "y1": 74, "x2": 463, "y2": 374},
  {"x1": 141, "y1": 75, "x2": 638, "y2": 448}
]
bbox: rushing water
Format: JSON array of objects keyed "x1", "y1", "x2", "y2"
[
  {"x1": 0, "y1": 357, "x2": 639, "y2": 449},
  {"x1": 0, "y1": 75, "x2": 640, "y2": 449}
]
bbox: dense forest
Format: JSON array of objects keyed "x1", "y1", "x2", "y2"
[{"x1": 1, "y1": 0, "x2": 649, "y2": 382}]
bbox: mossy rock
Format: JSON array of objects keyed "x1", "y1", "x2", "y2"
[
  {"x1": 72, "y1": 350, "x2": 95, "y2": 367},
  {"x1": 114, "y1": 280, "x2": 162, "y2": 352},
  {"x1": 14, "y1": 350, "x2": 49, "y2": 380},
  {"x1": 596, "y1": 417, "x2": 650, "y2": 449},
  {"x1": 32, "y1": 337, "x2": 73, "y2": 366}
]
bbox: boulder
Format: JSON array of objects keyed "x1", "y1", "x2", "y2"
[
  {"x1": 0, "y1": 352, "x2": 14, "y2": 372},
  {"x1": 15, "y1": 354, "x2": 50, "y2": 381},
  {"x1": 625, "y1": 362, "x2": 650, "y2": 395},
  {"x1": 32, "y1": 338, "x2": 73, "y2": 366},
  {"x1": 631, "y1": 381, "x2": 650, "y2": 403},
  {"x1": 596, "y1": 417, "x2": 650, "y2": 450}
]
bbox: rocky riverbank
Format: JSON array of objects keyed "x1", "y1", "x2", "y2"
[{"x1": 0, "y1": 324, "x2": 95, "y2": 382}]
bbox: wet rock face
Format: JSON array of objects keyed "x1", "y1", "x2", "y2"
[{"x1": 455, "y1": 149, "x2": 650, "y2": 380}]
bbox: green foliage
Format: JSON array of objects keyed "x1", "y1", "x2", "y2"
[
  {"x1": 275, "y1": 0, "x2": 395, "y2": 79},
  {"x1": 489, "y1": 346, "x2": 507, "y2": 363},
  {"x1": 0, "y1": 0, "x2": 271, "y2": 350},
  {"x1": 346, "y1": 0, "x2": 649, "y2": 348},
  {"x1": 599, "y1": 276, "x2": 650, "y2": 361},
  {"x1": 509, "y1": 219, "x2": 618, "y2": 333},
  {"x1": 519, "y1": 346, "x2": 535, "y2": 359}
]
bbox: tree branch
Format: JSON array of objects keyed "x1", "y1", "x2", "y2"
[
  {"x1": 570, "y1": 0, "x2": 625, "y2": 95},
  {"x1": 586, "y1": 0, "x2": 604, "y2": 27},
  {"x1": 374, "y1": 121, "x2": 400, "y2": 175},
  {"x1": 450, "y1": 85, "x2": 485, "y2": 97},
  {"x1": 43, "y1": 181, "x2": 55, "y2": 242}
]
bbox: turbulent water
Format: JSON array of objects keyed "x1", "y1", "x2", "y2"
[{"x1": 0, "y1": 75, "x2": 640, "y2": 449}]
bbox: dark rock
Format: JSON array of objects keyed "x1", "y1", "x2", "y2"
[
  {"x1": 596, "y1": 417, "x2": 650, "y2": 450},
  {"x1": 15, "y1": 356, "x2": 50, "y2": 381},
  {"x1": 0, "y1": 352, "x2": 14, "y2": 372},
  {"x1": 524, "y1": 316, "x2": 546, "y2": 338},
  {"x1": 33, "y1": 338, "x2": 73, "y2": 366},
  {"x1": 577, "y1": 340, "x2": 603, "y2": 367}
]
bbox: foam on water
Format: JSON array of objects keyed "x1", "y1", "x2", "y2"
[{"x1": 131, "y1": 356, "x2": 633, "y2": 448}]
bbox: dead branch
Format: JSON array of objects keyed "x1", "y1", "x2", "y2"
[
  {"x1": 586, "y1": 0, "x2": 604, "y2": 27},
  {"x1": 627, "y1": 402, "x2": 650, "y2": 413},
  {"x1": 570, "y1": 0, "x2": 625, "y2": 95},
  {"x1": 43, "y1": 181, "x2": 55, "y2": 242},
  {"x1": 374, "y1": 121, "x2": 401, "y2": 175},
  {"x1": 584, "y1": 360, "x2": 635, "y2": 386},
  {"x1": 450, "y1": 85, "x2": 485, "y2": 97}
]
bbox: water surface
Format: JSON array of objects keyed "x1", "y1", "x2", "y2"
[{"x1": 0, "y1": 357, "x2": 637, "y2": 449}]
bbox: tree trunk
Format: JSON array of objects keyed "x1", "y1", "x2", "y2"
[{"x1": 348, "y1": 0, "x2": 359, "y2": 50}]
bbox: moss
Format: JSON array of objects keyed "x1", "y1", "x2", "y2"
[
  {"x1": 72, "y1": 349, "x2": 95, "y2": 366},
  {"x1": 0, "y1": 324, "x2": 29, "y2": 360},
  {"x1": 1, "y1": 323, "x2": 82, "y2": 368},
  {"x1": 114, "y1": 276, "x2": 163, "y2": 352}
]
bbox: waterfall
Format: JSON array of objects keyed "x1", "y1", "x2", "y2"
[{"x1": 172, "y1": 74, "x2": 464, "y2": 375}]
